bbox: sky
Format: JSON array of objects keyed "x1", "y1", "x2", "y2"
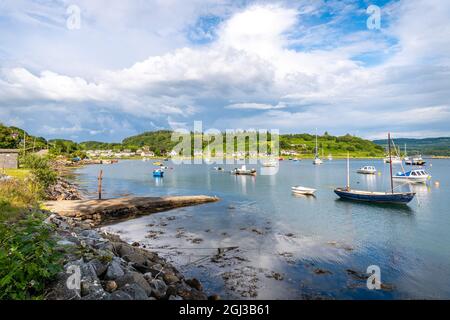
[{"x1": 0, "y1": 0, "x2": 449, "y2": 142}]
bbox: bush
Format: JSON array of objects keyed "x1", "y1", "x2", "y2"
[
  {"x1": 21, "y1": 155, "x2": 57, "y2": 189},
  {"x1": 0, "y1": 212, "x2": 62, "y2": 299}
]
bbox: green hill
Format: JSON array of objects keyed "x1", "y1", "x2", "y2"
[
  {"x1": 0, "y1": 123, "x2": 47, "y2": 151},
  {"x1": 280, "y1": 132, "x2": 385, "y2": 157},
  {"x1": 373, "y1": 137, "x2": 450, "y2": 156}
]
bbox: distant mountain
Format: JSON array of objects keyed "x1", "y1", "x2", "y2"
[{"x1": 373, "y1": 137, "x2": 450, "y2": 156}]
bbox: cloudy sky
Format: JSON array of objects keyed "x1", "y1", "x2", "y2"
[{"x1": 0, "y1": 0, "x2": 449, "y2": 142}]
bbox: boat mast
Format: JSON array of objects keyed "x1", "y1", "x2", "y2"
[
  {"x1": 315, "y1": 129, "x2": 318, "y2": 158},
  {"x1": 346, "y1": 152, "x2": 350, "y2": 190},
  {"x1": 388, "y1": 133, "x2": 394, "y2": 194}
]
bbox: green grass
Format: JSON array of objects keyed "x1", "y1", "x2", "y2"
[{"x1": 3, "y1": 169, "x2": 31, "y2": 180}]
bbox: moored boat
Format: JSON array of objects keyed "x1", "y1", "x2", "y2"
[
  {"x1": 231, "y1": 165, "x2": 257, "y2": 176},
  {"x1": 262, "y1": 159, "x2": 278, "y2": 167},
  {"x1": 334, "y1": 134, "x2": 415, "y2": 205},
  {"x1": 291, "y1": 186, "x2": 316, "y2": 195},
  {"x1": 313, "y1": 130, "x2": 323, "y2": 165},
  {"x1": 405, "y1": 156, "x2": 426, "y2": 166},
  {"x1": 334, "y1": 188, "x2": 415, "y2": 204},
  {"x1": 393, "y1": 169, "x2": 430, "y2": 183},
  {"x1": 357, "y1": 166, "x2": 377, "y2": 174},
  {"x1": 152, "y1": 169, "x2": 164, "y2": 177},
  {"x1": 383, "y1": 156, "x2": 402, "y2": 164}
]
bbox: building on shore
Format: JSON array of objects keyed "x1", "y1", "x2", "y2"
[{"x1": 0, "y1": 149, "x2": 19, "y2": 169}]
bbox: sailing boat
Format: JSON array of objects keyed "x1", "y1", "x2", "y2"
[
  {"x1": 334, "y1": 133, "x2": 415, "y2": 205},
  {"x1": 313, "y1": 130, "x2": 323, "y2": 165}
]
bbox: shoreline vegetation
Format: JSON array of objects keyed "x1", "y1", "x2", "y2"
[
  {"x1": 0, "y1": 155, "x2": 217, "y2": 300},
  {"x1": 2, "y1": 124, "x2": 449, "y2": 161}
]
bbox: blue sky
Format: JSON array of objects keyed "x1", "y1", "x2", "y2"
[{"x1": 1, "y1": 0, "x2": 449, "y2": 142}]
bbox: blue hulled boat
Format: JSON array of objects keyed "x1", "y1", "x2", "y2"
[
  {"x1": 334, "y1": 133, "x2": 415, "y2": 205},
  {"x1": 334, "y1": 188, "x2": 415, "y2": 204},
  {"x1": 153, "y1": 169, "x2": 164, "y2": 177}
]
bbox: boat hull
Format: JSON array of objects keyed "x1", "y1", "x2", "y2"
[
  {"x1": 291, "y1": 187, "x2": 316, "y2": 195},
  {"x1": 356, "y1": 170, "x2": 376, "y2": 174},
  {"x1": 334, "y1": 188, "x2": 415, "y2": 204},
  {"x1": 392, "y1": 176, "x2": 429, "y2": 183}
]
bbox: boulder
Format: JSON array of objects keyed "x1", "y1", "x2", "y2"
[
  {"x1": 163, "y1": 273, "x2": 180, "y2": 285},
  {"x1": 148, "y1": 279, "x2": 168, "y2": 299},
  {"x1": 105, "y1": 259, "x2": 125, "y2": 280},
  {"x1": 185, "y1": 278, "x2": 202, "y2": 291},
  {"x1": 121, "y1": 283, "x2": 149, "y2": 300},
  {"x1": 110, "y1": 290, "x2": 133, "y2": 300},
  {"x1": 115, "y1": 272, "x2": 152, "y2": 296},
  {"x1": 104, "y1": 280, "x2": 118, "y2": 293},
  {"x1": 88, "y1": 259, "x2": 108, "y2": 277}
]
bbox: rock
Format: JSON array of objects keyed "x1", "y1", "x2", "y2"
[
  {"x1": 110, "y1": 290, "x2": 133, "y2": 300},
  {"x1": 115, "y1": 272, "x2": 152, "y2": 296},
  {"x1": 266, "y1": 271, "x2": 284, "y2": 280},
  {"x1": 163, "y1": 273, "x2": 180, "y2": 285},
  {"x1": 143, "y1": 272, "x2": 153, "y2": 281},
  {"x1": 104, "y1": 280, "x2": 118, "y2": 293},
  {"x1": 185, "y1": 278, "x2": 202, "y2": 291},
  {"x1": 105, "y1": 259, "x2": 125, "y2": 280},
  {"x1": 57, "y1": 239, "x2": 77, "y2": 247},
  {"x1": 45, "y1": 270, "x2": 81, "y2": 300},
  {"x1": 89, "y1": 259, "x2": 108, "y2": 277},
  {"x1": 314, "y1": 268, "x2": 332, "y2": 275},
  {"x1": 131, "y1": 242, "x2": 140, "y2": 247},
  {"x1": 81, "y1": 291, "x2": 110, "y2": 300},
  {"x1": 149, "y1": 279, "x2": 168, "y2": 299},
  {"x1": 121, "y1": 283, "x2": 148, "y2": 300},
  {"x1": 122, "y1": 253, "x2": 147, "y2": 265},
  {"x1": 169, "y1": 295, "x2": 183, "y2": 300},
  {"x1": 80, "y1": 229, "x2": 102, "y2": 240},
  {"x1": 208, "y1": 294, "x2": 220, "y2": 300}
]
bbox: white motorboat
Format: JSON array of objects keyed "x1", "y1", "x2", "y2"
[
  {"x1": 393, "y1": 169, "x2": 431, "y2": 183},
  {"x1": 405, "y1": 155, "x2": 426, "y2": 165},
  {"x1": 291, "y1": 186, "x2": 316, "y2": 195},
  {"x1": 383, "y1": 156, "x2": 402, "y2": 164},
  {"x1": 357, "y1": 166, "x2": 377, "y2": 174},
  {"x1": 231, "y1": 165, "x2": 257, "y2": 176},
  {"x1": 262, "y1": 159, "x2": 278, "y2": 167}
]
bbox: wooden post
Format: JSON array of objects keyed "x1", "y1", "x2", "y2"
[{"x1": 98, "y1": 170, "x2": 103, "y2": 200}]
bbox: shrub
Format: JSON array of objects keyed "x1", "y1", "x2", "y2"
[
  {"x1": 0, "y1": 212, "x2": 62, "y2": 299},
  {"x1": 21, "y1": 154, "x2": 57, "y2": 189}
]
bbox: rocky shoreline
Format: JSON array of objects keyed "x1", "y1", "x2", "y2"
[
  {"x1": 44, "y1": 213, "x2": 211, "y2": 300},
  {"x1": 42, "y1": 170, "x2": 214, "y2": 300}
]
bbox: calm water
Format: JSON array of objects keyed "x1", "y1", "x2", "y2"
[{"x1": 73, "y1": 159, "x2": 450, "y2": 299}]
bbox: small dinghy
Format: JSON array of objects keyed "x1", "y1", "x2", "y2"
[
  {"x1": 153, "y1": 169, "x2": 164, "y2": 177},
  {"x1": 291, "y1": 186, "x2": 316, "y2": 195},
  {"x1": 213, "y1": 166, "x2": 224, "y2": 171},
  {"x1": 357, "y1": 166, "x2": 377, "y2": 174},
  {"x1": 231, "y1": 165, "x2": 257, "y2": 176}
]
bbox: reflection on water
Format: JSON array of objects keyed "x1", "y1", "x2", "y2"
[{"x1": 74, "y1": 159, "x2": 450, "y2": 299}]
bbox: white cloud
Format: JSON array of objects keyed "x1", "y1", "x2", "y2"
[
  {"x1": 1, "y1": 0, "x2": 450, "y2": 140},
  {"x1": 225, "y1": 102, "x2": 286, "y2": 110}
]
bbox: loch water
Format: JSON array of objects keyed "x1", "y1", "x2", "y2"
[{"x1": 73, "y1": 159, "x2": 450, "y2": 299}]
